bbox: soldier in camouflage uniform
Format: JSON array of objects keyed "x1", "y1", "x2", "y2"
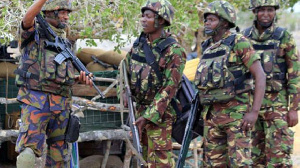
[
  {"x1": 242, "y1": 0, "x2": 300, "y2": 167},
  {"x1": 14, "y1": 0, "x2": 92, "y2": 167},
  {"x1": 194, "y1": 1, "x2": 266, "y2": 167},
  {"x1": 122, "y1": 0, "x2": 186, "y2": 167}
]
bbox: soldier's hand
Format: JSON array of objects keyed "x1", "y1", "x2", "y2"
[
  {"x1": 122, "y1": 92, "x2": 128, "y2": 108},
  {"x1": 287, "y1": 110, "x2": 298, "y2": 127},
  {"x1": 134, "y1": 117, "x2": 147, "y2": 141},
  {"x1": 242, "y1": 110, "x2": 258, "y2": 131},
  {"x1": 76, "y1": 71, "x2": 93, "y2": 87}
]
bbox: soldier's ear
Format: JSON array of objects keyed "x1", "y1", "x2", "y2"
[
  {"x1": 222, "y1": 20, "x2": 229, "y2": 29},
  {"x1": 158, "y1": 17, "x2": 166, "y2": 27},
  {"x1": 44, "y1": 11, "x2": 54, "y2": 18}
]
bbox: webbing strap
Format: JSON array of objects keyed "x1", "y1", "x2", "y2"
[
  {"x1": 201, "y1": 34, "x2": 236, "y2": 59},
  {"x1": 252, "y1": 44, "x2": 276, "y2": 50},
  {"x1": 139, "y1": 34, "x2": 177, "y2": 85},
  {"x1": 141, "y1": 38, "x2": 164, "y2": 84},
  {"x1": 46, "y1": 135, "x2": 65, "y2": 145}
]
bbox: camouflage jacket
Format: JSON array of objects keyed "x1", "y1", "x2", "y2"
[
  {"x1": 15, "y1": 22, "x2": 75, "y2": 109},
  {"x1": 243, "y1": 23, "x2": 300, "y2": 110},
  {"x1": 195, "y1": 31, "x2": 260, "y2": 118},
  {"x1": 125, "y1": 32, "x2": 186, "y2": 125}
]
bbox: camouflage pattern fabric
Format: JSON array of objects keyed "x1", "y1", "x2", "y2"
[
  {"x1": 244, "y1": 23, "x2": 299, "y2": 167},
  {"x1": 141, "y1": 0, "x2": 174, "y2": 26},
  {"x1": 244, "y1": 27, "x2": 286, "y2": 93},
  {"x1": 42, "y1": 0, "x2": 73, "y2": 12},
  {"x1": 252, "y1": 106, "x2": 294, "y2": 168},
  {"x1": 249, "y1": 0, "x2": 280, "y2": 10},
  {"x1": 195, "y1": 31, "x2": 259, "y2": 107},
  {"x1": 141, "y1": 117, "x2": 175, "y2": 168},
  {"x1": 15, "y1": 92, "x2": 70, "y2": 168},
  {"x1": 195, "y1": 31, "x2": 260, "y2": 167},
  {"x1": 15, "y1": 15, "x2": 75, "y2": 168},
  {"x1": 15, "y1": 23, "x2": 75, "y2": 98},
  {"x1": 124, "y1": 31, "x2": 186, "y2": 167},
  {"x1": 204, "y1": 1, "x2": 237, "y2": 28},
  {"x1": 243, "y1": 23, "x2": 300, "y2": 109},
  {"x1": 203, "y1": 103, "x2": 252, "y2": 167}
]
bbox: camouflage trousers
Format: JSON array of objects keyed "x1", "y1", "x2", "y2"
[
  {"x1": 15, "y1": 100, "x2": 70, "y2": 168},
  {"x1": 203, "y1": 113, "x2": 252, "y2": 168},
  {"x1": 141, "y1": 118, "x2": 175, "y2": 168},
  {"x1": 252, "y1": 106, "x2": 294, "y2": 168}
]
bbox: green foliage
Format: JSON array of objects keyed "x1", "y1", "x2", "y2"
[{"x1": 0, "y1": 0, "x2": 298, "y2": 51}]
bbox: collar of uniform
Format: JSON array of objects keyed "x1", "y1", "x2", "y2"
[
  {"x1": 251, "y1": 21, "x2": 276, "y2": 41},
  {"x1": 49, "y1": 24, "x2": 67, "y2": 39},
  {"x1": 207, "y1": 30, "x2": 232, "y2": 50},
  {"x1": 147, "y1": 31, "x2": 170, "y2": 47}
]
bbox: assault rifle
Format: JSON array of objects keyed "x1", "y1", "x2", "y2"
[
  {"x1": 0, "y1": 40, "x2": 19, "y2": 62},
  {"x1": 176, "y1": 91, "x2": 201, "y2": 168},
  {"x1": 122, "y1": 61, "x2": 144, "y2": 168},
  {"x1": 91, "y1": 55, "x2": 118, "y2": 70},
  {"x1": 35, "y1": 13, "x2": 104, "y2": 98}
]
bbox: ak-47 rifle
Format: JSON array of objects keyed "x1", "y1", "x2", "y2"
[
  {"x1": 122, "y1": 61, "x2": 144, "y2": 168},
  {"x1": 35, "y1": 13, "x2": 104, "y2": 98},
  {"x1": 176, "y1": 91, "x2": 201, "y2": 168}
]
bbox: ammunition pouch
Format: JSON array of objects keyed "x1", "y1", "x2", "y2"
[
  {"x1": 65, "y1": 114, "x2": 80, "y2": 143},
  {"x1": 46, "y1": 113, "x2": 80, "y2": 145},
  {"x1": 244, "y1": 27, "x2": 287, "y2": 93}
]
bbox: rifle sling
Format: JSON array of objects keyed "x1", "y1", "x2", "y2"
[{"x1": 141, "y1": 35, "x2": 180, "y2": 115}]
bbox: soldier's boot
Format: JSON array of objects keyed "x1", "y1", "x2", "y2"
[{"x1": 17, "y1": 147, "x2": 36, "y2": 168}]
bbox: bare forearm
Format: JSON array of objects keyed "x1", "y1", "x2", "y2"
[
  {"x1": 250, "y1": 61, "x2": 266, "y2": 113},
  {"x1": 23, "y1": 0, "x2": 47, "y2": 29},
  {"x1": 252, "y1": 73, "x2": 266, "y2": 112}
]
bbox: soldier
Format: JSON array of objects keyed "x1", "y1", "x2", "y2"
[
  {"x1": 14, "y1": 0, "x2": 92, "y2": 167},
  {"x1": 122, "y1": 0, "x2": 186, "y2": 167},
  {"x1": 194, "y1": 1, "x2": 266, "y2": 167},
  {"x1": 243, "y1": 0, "x2": 300, "y2": 167}
]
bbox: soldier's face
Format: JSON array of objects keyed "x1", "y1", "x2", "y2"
[
  {"x1": 257, "y1": 6, "x2": 276, "y2": 25},
  {"x1": 57, "y1": 10, "x2": 70, "y2": 25},
  {"x1": 140, "y1": 10, "x2": 156, "y2": 33},
  {"x1": 204, "y1": 14, "x2": 220, "y2": 30}
]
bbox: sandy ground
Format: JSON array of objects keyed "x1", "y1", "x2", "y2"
[
  {"x1": 291, "y1": 31, "x2": 300, "y2": 167},
  {"x1": 291, "y1": 111, "x2": 300, "y2": 167}
]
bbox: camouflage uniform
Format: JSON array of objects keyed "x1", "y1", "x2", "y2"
[
  {"x1": 243, "y1": 0, "x2": 300, "y2": 167},
  {"x1": 124, "y1": 1, "x2": 186, "y2": 167},
  {"x1": 194, "y1": 1, "x2": 260, "y2": 167},
  {"x1": 15, "y1": 0, "x2": 75, "y2": 167}
]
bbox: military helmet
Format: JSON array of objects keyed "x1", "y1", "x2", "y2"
[
  {"x1": 249, "y1": 0, "x2": 280, "y2": 10},
  {"x1": 204, "y1": 1, "x2": 237, "y2": 28},
  {"x1": 42, "y1": 0, "x2": 73, "y2": 12},
  {"x1": 141, "y1": 0, "x2": 175, "y2": 26}
]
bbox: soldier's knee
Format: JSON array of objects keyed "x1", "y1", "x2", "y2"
[{"x1": 17, "y1": 147, "x2": 36, "y2": 168}]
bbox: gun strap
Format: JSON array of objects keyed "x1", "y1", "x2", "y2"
[
  {"x1": 139, "y1": 34, "x2": 182, "y2": 116},
  {"x1": 21, "y1": 33, "x2": 35, "y2": 49},
  {"x1": 140, "y1": 34, "x2": 177, "y2": 85}
]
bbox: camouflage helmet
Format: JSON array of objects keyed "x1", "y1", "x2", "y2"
[
  {"x1": 249, "y1": 0, "x2": 280, "y2": 10},
  {"x1": 42, "y1": 0, "x2": 73, "y2": 12},
  {"x1": 141, "y1": 0, "x2": 175, "y2": 26},
  {"x1": 204, "y1": 1, "x2": 237, "y2": 28}
]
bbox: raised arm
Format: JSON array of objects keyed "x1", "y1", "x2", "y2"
[{"x1": 22, "y1": 0, "x2": 47, "y2": 29}]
